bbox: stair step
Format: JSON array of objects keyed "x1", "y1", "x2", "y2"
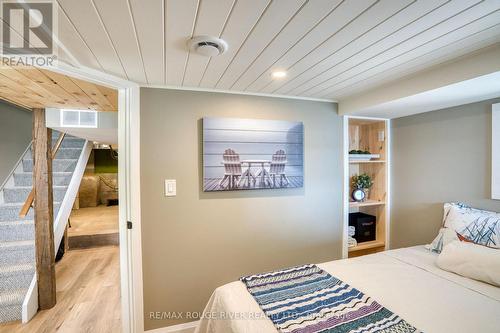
[
  {"x1": 22, "y1": 159, "x2": 77, "y2": 173},
  {"x1": 0, "y1": 241, "x2": 34, "y2": 265},
  {"x1": 3, "y1": 186, "x2": 67, "y2": 204},
  {"x1": 53, "y1": 148, "x2": 82, "y2": 159},
  {"x1": 52, "y1": 131, "x2": 79, "y2": 139},
  {"x1": 51, "y1": 131, "x2": 66, "y2": 139},
  {"x1": 29, "y1": 146, "x2": 83, "y2": 160},
  {"x1": 0, "y1": 221, "x2": 34, "y2": 242},
  {"x1": 0, "y1": 202, "x2": 61, "y2": 222},
  {"x1": 0, "y1": 289, "x2": 26, "y2": 323},
  {"x1": 0, "y1": 263, "x2": 35, "y2": 292},
  {"x1": 60, "y1": 138, "x2": 86, "y2": 148},
  {"x1": 14, "y1": 172, "x2": 73, "y2": 187}
]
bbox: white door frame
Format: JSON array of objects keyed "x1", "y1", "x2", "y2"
[{"x1": 41, "y1": 63, "x2": 144, "y2": 333}]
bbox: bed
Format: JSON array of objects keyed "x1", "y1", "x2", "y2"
[{"x1": 195, "y1": 246, "x2": 500, "y2": 333}]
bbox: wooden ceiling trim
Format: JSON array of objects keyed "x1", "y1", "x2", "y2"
[
  {"x1": 0, "y1": 68, "x2": 69, "y2": 107},
  {"x1": 98, "y1": 86, "x2": 119, "y2": 110},
  {"x1": 0, "y1": 77, "x2": 65, "y2": 111},
  {"x1": 41, "y1": 70, "x2": 101, "y2": 108},
  {"x1": 70, "y1": 77, "x2": 116, "y2": 111},
  {"x1": 0, "y1": 64, "x2": 118, "y2": 111},
  {"x1": 0, "y1": 87, "x2": 40, "y2": 109},
  {"x1": 15, "y1": 68, "x2": 88, "y2": 107}
]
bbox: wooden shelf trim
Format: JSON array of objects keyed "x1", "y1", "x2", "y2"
[
  {"x1": 348, "y1": 240, "x2": 385, "y2": 252},
  {"x1": 349, "y1": 200, "x2": 385, "y2": 208},
  {"x1": 349, "y1": 160, "x2": 386, "y2": 164}
]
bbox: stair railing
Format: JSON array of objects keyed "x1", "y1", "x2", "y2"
[
  {"x1": 0, "y1": 140, "x2": 33, "y2": 193},
  {"x1": 19, "y1": 132, "x2": 66, "y2": 218}
]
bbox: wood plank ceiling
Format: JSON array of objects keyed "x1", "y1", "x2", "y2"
[
  {"x1": 0, "y1": 65, "x2": 118, "y2": 111},
  {"x1": 17, "y1": 0, "x2": 500, "y2": 100}
]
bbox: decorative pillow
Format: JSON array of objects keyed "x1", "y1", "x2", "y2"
[
  {"x1": 443, "y1": 203, "x2": 500, "y2": 249},
  {"x1": 442, "y1": 202, "x2": 470, "y2": 225},
  {"x1": 426, "y1": 203, "x2": 469, "y2": 253},
  {"x1": 426, "y1": 227, "x2": 458, "y2": 253},
  {"x1": 436, "y1": 240, "x2": 500, "y2": 287}
]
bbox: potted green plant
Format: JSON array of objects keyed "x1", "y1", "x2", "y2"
[
  {"x1": 348, "y1": 149, "x2": 380, "y2": 161},
  {"x1": 351, "y1": 173, "x2": 373, "y2": 202}
]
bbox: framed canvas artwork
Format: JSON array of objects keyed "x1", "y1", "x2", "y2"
[{"x1": 202, "y1": 117, "x2": 304, "y2": 192}]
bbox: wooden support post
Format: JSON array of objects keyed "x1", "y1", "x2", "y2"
[{"x1": 32, "y1": 108, "x2": 56, "y2": 309}]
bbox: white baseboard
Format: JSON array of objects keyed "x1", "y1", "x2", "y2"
[
  {"x1": 145, "y1": 321, "x2": 199, "y2": 333},
  {"x1": 21, "y1": 275, "x2": 38, "y2": 323}
]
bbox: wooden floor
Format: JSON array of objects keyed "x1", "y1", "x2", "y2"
[
  {"x1": 69, "y1": 205, "x2": 119, "y2": 236},
  {"x1": 68, "y1": 205, "x2": 119, "y2": 249},
  {"x1": 0, "y1": 246, "x2": 121, "y2": 333}
]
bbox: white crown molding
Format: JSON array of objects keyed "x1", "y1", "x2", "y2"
[
  {"x1": 43, "y1": 61, "x2": 337, "y2": 103},
  {"x1": 141, "y1": 84, "x2": 337, "y2": 103},
  {"x1": 39, "y1": 60, "x2": 138, "y2": 90}
]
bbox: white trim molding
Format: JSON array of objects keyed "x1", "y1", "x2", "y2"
[
  {"x1": 21, "y1": 276, "x2": 37, "y2": 323},
  {"x1": 142, "y1": 84, "x2": 336, "y2": 103},
  {"x1": 145, "y1": 321, "x2": 199, "y2": 333},
  {"x1": 38, "y1": 63, "x2": 145, "y2": 333},
  {"x1": 342, "y1": 116, "x2": 349, "y2": 259},
  {"x1": 492, "y1": 103, "x2": 500, "y2": 200},
  {"x1": 385, "y1": 118, "x2": 392, "y2": 250},
  {"x1": 118, "y1": 86, "x2": 144, "y2": 333},
  {"x1": 43, "y1": 62, "x2": 137, "y2": 90},
  {"x1": 54, "y1": 140, "x2": 93, "y2": 251}
]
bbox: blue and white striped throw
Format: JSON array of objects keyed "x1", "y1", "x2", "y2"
[{"x1": 240, "y1": 264, "x2": 420, "y2": 333}]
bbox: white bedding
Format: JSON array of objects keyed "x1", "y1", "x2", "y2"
[{"x1": 195, "y1": 246, "x2": 500, "y2": 333}]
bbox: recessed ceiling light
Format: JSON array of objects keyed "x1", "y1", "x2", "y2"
[{"x1": 271, "y1": 71, "x2": 287, "y2": 79}]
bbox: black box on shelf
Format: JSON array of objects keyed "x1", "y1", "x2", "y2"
[{"x1": 349, "y1": 212, "x2": 376, "y2": 243}]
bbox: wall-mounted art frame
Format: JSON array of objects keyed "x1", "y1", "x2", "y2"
[{"x1": 202, "y1": 117, "x2": 303, "y2": 192}]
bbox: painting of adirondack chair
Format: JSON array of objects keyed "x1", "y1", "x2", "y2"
[
  {"x1": 219, "y1": 149, "x2": 244, "y2": 189},
  {"x1": 269, "y1": 150, "x2": 289, "y2": 187},
  {"x1": 203, "y1": 117, "x2": 303, "y2": 192}
]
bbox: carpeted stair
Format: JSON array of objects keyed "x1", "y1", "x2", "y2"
[{"x1": 0, "y1": 132, "x2": 86, "y2": 323}]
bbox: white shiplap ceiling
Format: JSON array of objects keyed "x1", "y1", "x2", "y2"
[{"x1": 51, "y1": 0, "x2": 500, "y2": 100}]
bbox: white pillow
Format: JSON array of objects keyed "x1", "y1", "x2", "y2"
[{"x1": 436, "y1": 240, "x2": 500, "y2": 287}]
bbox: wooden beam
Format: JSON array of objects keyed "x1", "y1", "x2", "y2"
[
  {"x1": 32, "y1": 108, "x2": 56, "y2": 309},
  {"x1": 19, "y1": 132, "x2": 65, "y2": 218}
]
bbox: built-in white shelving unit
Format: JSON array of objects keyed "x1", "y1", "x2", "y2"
[{"x1": 342, "y1": 116, "x2": 390, "y2": 258}]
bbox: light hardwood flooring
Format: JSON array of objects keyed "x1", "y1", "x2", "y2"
[
  {"x1": 0, "y1": 246, "x2": 121, "y2": 333},
  {"x1": 69, "y1": 205, "x2": 119, "y2": 236}
]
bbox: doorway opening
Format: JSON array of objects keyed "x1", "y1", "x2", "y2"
[{"x1": 65, "y1": 144, "x2": 119, "y2": 250}]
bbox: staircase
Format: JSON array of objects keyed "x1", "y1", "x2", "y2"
[{"x1": 0, "y1": 132, "x2": 87, "y2": 323}]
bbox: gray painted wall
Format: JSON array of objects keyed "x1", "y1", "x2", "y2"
[
  {"x1": 391, "y1": 98, "x2": 500, "y2": 249},
  {"x1": 140, "y1": 88, "x2": 343, "y2": 329},
  {"x1": 0, "y1": 101, "x2": 32, "y2": 185}
]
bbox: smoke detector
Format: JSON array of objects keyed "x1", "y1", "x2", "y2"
[{"x1": 187, "y1": 36, "x2": 228, "y2": 57}]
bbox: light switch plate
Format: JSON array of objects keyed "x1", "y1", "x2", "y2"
[{"x1": 165, "y1": 179, "x2": 176, "y2": 197}]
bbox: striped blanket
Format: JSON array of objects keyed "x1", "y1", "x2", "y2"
[{"x1": 240, "y1": 264, "x2": 420, "y2": 333}]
